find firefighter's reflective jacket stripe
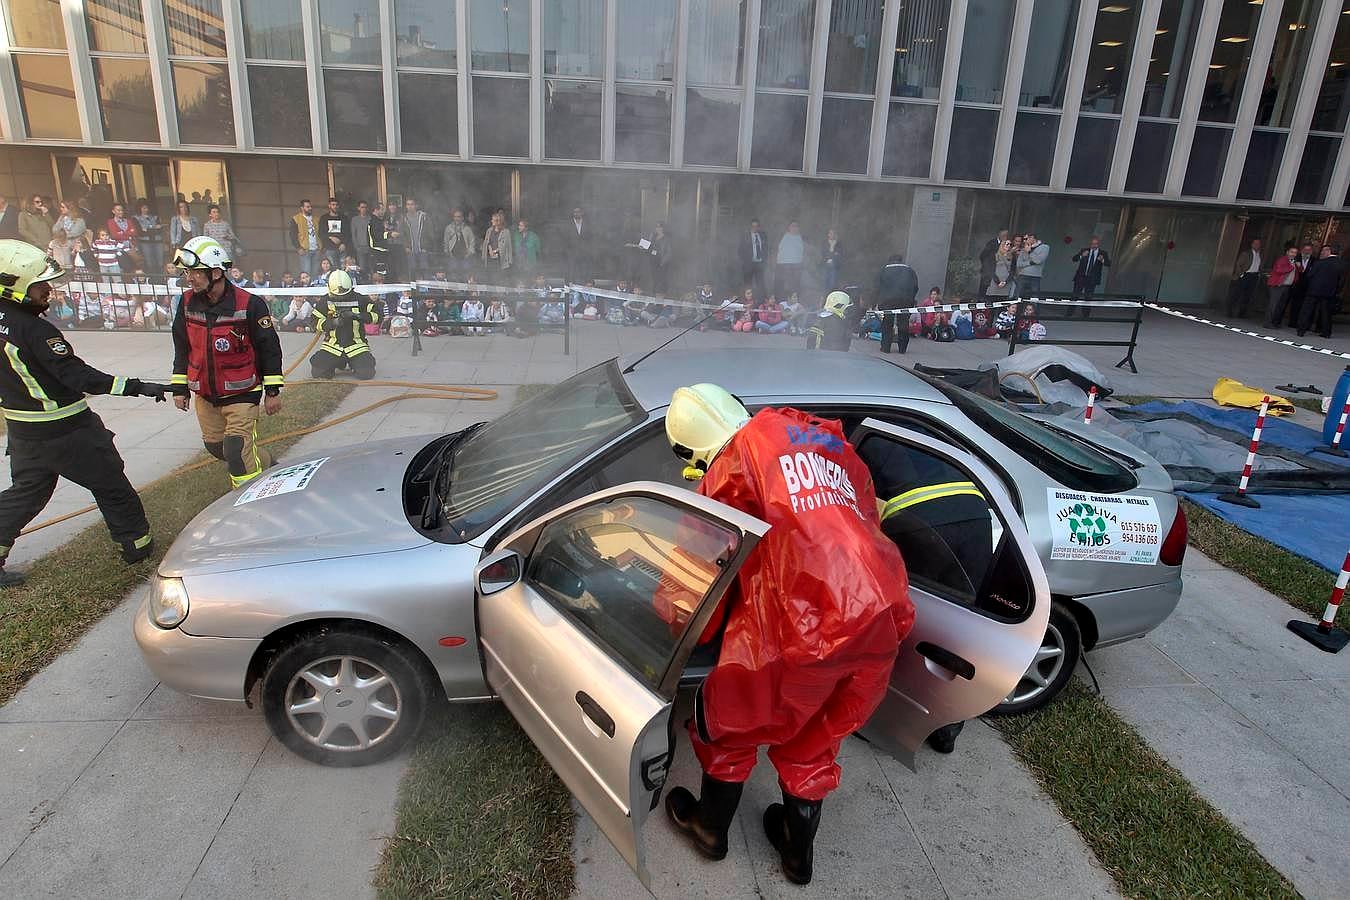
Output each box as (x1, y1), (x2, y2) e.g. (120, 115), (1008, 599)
(881, 481), (982, 519)
(314, 299), (380, 358)
(0, 306), (132, 436)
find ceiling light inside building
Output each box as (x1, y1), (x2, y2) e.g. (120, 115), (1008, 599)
(1155, 28), (1168, 34)
(1101, 5), (1130, 11)
(1209, 63), (1226, 69)
(1332, 61), (1346, 67)
(1221, 36), (1249, 43)
(1098, 40), (1124, 47)
(1288, 23), (1307, 30)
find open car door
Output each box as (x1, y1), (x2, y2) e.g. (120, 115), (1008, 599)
(849, 419), (1051, 769)
(473, 481), (767, 887)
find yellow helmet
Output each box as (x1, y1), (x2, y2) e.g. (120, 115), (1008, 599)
(173, 235), (231, 270)
(824, 290), (852, 317)
(326, 269), (354, 296)
(0, 239), (65, 305)
(666, 384), (750, 480)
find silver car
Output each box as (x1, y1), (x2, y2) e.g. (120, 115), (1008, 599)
(136, 350), (1183, 862)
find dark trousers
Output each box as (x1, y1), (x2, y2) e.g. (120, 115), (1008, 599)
(1298, 295), (1335, 338)
(1285, 284), (1307, 327)
(310, 349), (376, 380)
(743, 261), (767, 298)
(1265, 284), (1292, 327)
(0, 415), (149, 556)
(1072, 278), (1098, 318)
(1230, 273), (1261, 317)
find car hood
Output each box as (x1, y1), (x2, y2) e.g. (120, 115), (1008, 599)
(159, 434), (439, 577)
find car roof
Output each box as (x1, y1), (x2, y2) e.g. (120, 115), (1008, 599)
(619, 348), (952, 412)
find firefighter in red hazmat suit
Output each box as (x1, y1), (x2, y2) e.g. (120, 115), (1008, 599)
(662, 383), (915, 885)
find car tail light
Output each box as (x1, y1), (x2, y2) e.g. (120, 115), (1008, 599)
(1159, 504), (1188, 567)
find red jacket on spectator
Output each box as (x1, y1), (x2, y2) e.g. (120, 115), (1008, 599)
(1266, 254), (1299, 288)
(106, 215), (139, 248)
(756, 301), (783, 325)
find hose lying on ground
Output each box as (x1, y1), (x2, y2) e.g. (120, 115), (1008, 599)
(18, 332), (501, 536)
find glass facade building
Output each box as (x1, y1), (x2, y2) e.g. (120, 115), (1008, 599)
(3, 0), (1350, 305)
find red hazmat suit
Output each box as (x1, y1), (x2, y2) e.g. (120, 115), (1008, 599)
(687, 407), (914, 800)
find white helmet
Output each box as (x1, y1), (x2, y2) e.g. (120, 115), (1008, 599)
(824, 290), (852, 317)
(173, 235), (231, 271)
(666, 384), (750, 480)
(0, 239), (64, 305)
(326, 269), (354, 296)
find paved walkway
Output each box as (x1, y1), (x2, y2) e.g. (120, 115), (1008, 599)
(0, 313), (1345, 897)
(1091, 550), (1350, 900)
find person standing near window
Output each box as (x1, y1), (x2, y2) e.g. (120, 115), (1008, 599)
(443, 208), (477, 278)
(1265, 245), (1300, 329)
(202, 205), (238, 261)
(481, 211), (513, 273)
(775, 221), (805, 296)
(170, 200), (198, 249)
(739, 219), (768, 299)
(19, 196), (53, 248)
(319, 198), (348, 271)
(1229, 238), (1263, 319)
(133, 200), (165, 277)
(1070, 236), (1111, 319)
(291, 199), (320, 277)
(54, 200), (87, 248)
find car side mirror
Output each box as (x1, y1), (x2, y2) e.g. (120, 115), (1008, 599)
(476, 550), (522, 596)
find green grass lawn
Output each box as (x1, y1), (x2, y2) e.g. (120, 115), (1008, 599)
(0, 382), (353, 703)
(375, 382), (577, 899)
(993, 681), (1298, 899)
(374, 706), (575, 900)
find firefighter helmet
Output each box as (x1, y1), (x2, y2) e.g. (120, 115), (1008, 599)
(824, 290), (852, 317)
(326, 269), (354, 296)
(173, 235), (231, 271)
(666, 383), (750, 480)
(0, 239), (65, 305)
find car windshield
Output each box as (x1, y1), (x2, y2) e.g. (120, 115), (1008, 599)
(921, 373), (1136, 493)
(442, 361), (646, 539)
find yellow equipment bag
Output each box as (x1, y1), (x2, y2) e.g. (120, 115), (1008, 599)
(1212, 377), (1296, 416)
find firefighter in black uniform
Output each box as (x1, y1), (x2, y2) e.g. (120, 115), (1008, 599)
(805, 291), (853, 351)
(310, 270), (379, 379)
(0, 240), (172, 585)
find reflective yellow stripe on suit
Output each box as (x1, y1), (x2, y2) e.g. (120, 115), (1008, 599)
(882, 481), (983, 519)
(3, 398), (89, 422)
(4, 343), (56, 411)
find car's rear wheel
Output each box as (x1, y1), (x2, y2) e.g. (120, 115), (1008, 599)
(261, 629), (429, 766)
(988, 602), (1081, 716)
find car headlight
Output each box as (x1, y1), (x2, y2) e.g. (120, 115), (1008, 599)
(150, 577), (190, 629)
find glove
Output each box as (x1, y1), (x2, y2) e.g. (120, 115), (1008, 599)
(129, 380), (173, 402)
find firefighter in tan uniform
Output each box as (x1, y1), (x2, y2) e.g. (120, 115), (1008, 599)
(169, 237), (284, 489)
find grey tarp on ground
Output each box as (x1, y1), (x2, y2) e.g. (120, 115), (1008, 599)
(1041, 406), (1350, 493)
(980, 346), (1113, 406)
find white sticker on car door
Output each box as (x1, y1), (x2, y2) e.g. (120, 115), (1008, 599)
(233, 457), (329, 506)
(1047, 488), (1161, 565)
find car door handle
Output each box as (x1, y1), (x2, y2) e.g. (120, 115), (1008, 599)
(575, 691), (616, 738)
(916, 642), (975, 681)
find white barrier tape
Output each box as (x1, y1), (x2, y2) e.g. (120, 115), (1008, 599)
(564, 283), (746, 313)
(1143, 302), (1350, 361)
(414, 279), (564, 296)
(879, 296), (1143, 317)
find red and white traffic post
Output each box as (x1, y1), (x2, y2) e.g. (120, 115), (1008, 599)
(1218, 395), (1267, 509)
(1287, 547), (1350, 653)
(1316, 393), (1349, 458)
(1084, 386), (1097, 425)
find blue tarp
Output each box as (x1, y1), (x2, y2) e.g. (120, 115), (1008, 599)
(1129, 401), (1350, 467)
(1123, 402), (1345, 572)
(1182, 491), (1349, 573)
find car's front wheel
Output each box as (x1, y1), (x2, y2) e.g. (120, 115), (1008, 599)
(261, 628), (429, 766)
(988, 602), (1082, 716)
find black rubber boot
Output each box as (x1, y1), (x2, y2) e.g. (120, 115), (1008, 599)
(665, 773), (744, 861)
(121, 537), (154, 565)
(926, 720), (966, 754)
(764, 791), (822, 885)
(0, 566), (26, 587)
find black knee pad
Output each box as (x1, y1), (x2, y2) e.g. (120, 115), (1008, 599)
(204, 441), (225, 461)
(222, 435), (247, 476)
